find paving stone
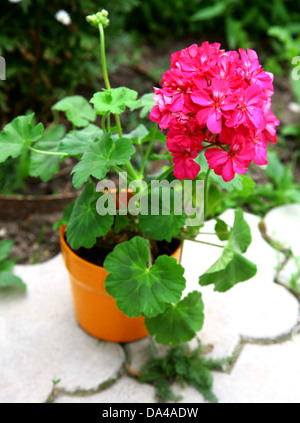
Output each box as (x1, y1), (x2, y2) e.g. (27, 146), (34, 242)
(183, 211), (299, 349)
(172, 336), (300, 404)
(1, 207), (300, 403)
(128, 211), (299, 373)
(55, 376), (156, 403)
(0, 255), (125, 403)
(264, 204), (300, 256)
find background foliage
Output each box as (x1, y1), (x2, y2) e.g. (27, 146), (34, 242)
(1, 0), (300, 123)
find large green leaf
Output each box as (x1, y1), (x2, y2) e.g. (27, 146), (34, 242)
(90, 87), (139, 115)
(199, 210), (257, 292)
(139, 189), (186, 242)
(29, 125), (67, 181)
(145, 292), (205, 346)
(0, 240), (14, 262)
(53, 201), (75, 231)
(104, 237), (186, 318)
(199, 248), (257, 292)
(52, 96), (96, 128)
(0, 272), (26, 291)
(214, 218), (230, 241)
(29, 141), (62, 182)
(0, 114), (44, 163)
(229, 209), (252, 253)
(123, 124), (149, 144)
(59, 125), (103, 156)
(66, 183), (114, 249)
(71, 135), (135, 188)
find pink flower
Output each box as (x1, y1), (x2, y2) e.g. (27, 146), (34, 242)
(205, 135), (255, 182)
(149, 89), (173, 129)
(150, 42), (279, 181)
(192, 79), (237, 134)
(238, 48), (274, 97)
(226, 85), (265, 130)
(262, 100), (280, 143)
(250, 130), (268, 165)
(167, 117), (205, 151)
(168, 142), (200, 180)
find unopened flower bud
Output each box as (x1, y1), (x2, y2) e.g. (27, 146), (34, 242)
(86, 10), (110, 28)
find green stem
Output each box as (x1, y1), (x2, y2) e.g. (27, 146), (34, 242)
(99, 24), (111, 90)
(140, 123), (158, 177)
(29, 146), (68, 157)
(176, 236), (224, 249)
(98, 23), (140, 182)
(204, 168), (211, 220)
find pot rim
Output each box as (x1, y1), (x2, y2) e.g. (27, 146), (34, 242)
(59, 225), (182, 271)
(0, 192), (77, 201)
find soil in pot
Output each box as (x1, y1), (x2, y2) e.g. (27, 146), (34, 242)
(70, 229), (181, 268)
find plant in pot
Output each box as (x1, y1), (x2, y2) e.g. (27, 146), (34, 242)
(3, 9), (279, 399)
(55, 10), (279, 344)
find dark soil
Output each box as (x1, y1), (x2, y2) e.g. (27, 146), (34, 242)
(71, 232), (181, 268)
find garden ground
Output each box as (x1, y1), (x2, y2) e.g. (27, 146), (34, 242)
(1, 205), (299, 403)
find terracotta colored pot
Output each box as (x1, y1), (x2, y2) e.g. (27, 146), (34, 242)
(60, 226), (182, 343)
(0, 192), (77, 220)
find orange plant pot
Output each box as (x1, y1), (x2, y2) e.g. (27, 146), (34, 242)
(60, 226), (182, 343)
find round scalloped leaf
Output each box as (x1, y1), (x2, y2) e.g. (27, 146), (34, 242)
(104, 236), (186, 318)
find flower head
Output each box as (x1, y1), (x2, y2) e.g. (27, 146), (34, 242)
(150, 42), (279, 182)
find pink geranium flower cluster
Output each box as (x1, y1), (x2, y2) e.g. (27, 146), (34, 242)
(150, 43), (280, 181)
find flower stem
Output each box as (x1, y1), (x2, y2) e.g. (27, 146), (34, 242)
(98, 23), (140, 182)
(204, 168), (211, 220)
(98, 24), (111, 90)
(176, 236), (224, 249)
(29, 146), (68, 157)
(140, 123), (158, 178)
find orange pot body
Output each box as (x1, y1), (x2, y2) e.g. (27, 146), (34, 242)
(60, 226), (182, 343)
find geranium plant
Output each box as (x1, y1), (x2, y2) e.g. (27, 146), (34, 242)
(0, 10), (279, 347)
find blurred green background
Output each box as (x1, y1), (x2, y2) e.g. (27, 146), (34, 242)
(1, 0), (300, 123)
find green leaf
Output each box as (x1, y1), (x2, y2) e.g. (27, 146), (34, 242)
(91, 87), (138, 115)
(145, 292), (205, 346)
(265, 151), (285, 185)
(215, 219), (230, 241)
(130, 93), (156, 118)
(53, 201), (75, 231)
(59, 125), (103, 156)
(123, 124), (149, 144)
(39, 125), (66, 142)
(142, 127), (166, 144)
(104, 237), (186, 318)
(0, 260), (16, 273)
(199, 210), (257, 292)
(71, 135), (135, 188)
(236, 176), (256, 198)
(281, 125), (300, 137)
(139, 188), (186, 242)
(0, 272), (26, 291)
(191, 2), (228, 21)
(66, 183), (113, 249)
(0, 114), (44, 163)
(0, 240), (14, 261)
(114, 215), (130, 234)
(29, 141), (63, 182)
(229, 209), (252, 253)
(52, 96), (96, 128)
